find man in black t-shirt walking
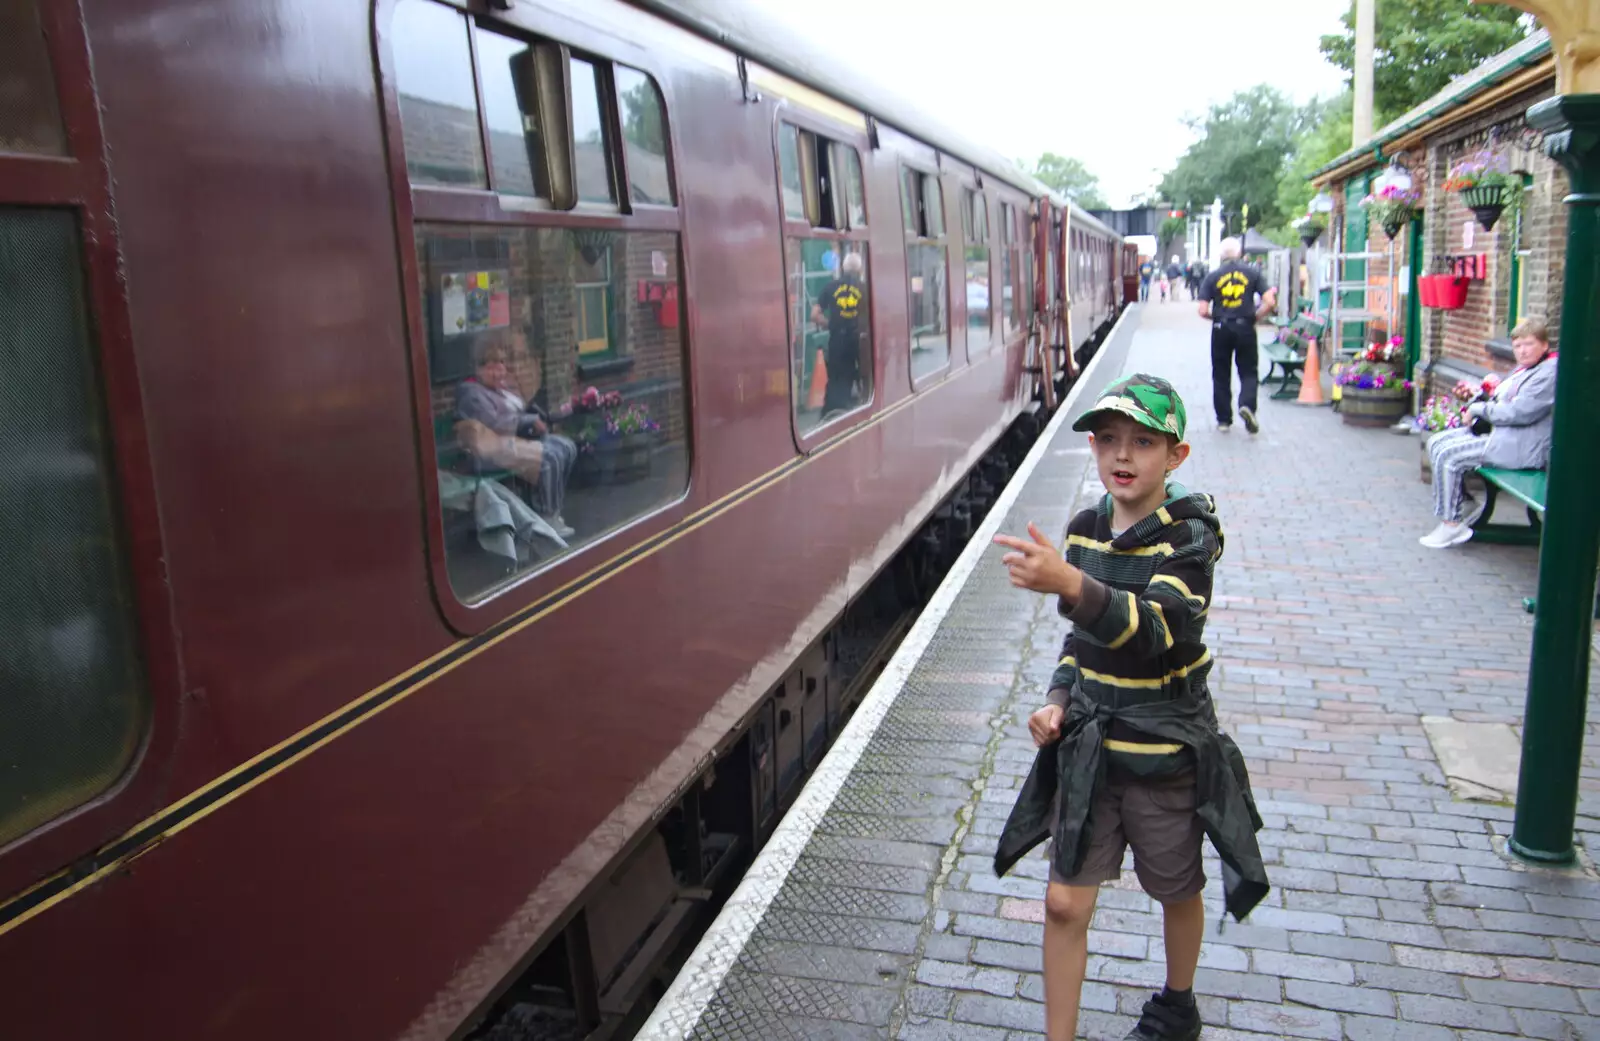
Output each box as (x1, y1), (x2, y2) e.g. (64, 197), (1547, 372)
(812, 251), (866, 417)
(1197, 238), (1277, 433)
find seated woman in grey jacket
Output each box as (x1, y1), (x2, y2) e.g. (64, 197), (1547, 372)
(455, 340), (579, 538)
(1421, 318), (1557, 549)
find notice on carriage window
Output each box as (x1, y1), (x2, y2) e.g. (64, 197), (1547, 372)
(442, 270), (511, 336)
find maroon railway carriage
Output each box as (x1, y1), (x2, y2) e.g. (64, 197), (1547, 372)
(0, 2), (1123, 1038)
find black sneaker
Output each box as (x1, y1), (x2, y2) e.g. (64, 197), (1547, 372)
(1123, 990), (1201, 1041)
(1239, 406), (1259, 434)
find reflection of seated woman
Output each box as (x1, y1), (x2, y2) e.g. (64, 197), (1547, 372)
(1421, 318), (1557, 549)
(456, 341), (578, 538)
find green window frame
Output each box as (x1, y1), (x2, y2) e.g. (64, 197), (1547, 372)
(1508, 173), (1534, 333)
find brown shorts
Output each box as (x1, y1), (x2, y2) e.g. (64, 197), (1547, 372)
(1050, 770), (1206, 903)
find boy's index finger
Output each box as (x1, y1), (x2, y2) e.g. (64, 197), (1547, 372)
(991, 534), (1040, 554)
(1026, 522), (1057, 550)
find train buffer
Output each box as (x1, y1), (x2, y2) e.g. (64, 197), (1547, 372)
(638, 302), (1600, 1041)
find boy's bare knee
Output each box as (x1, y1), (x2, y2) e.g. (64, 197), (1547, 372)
(1044, 883), (1097, 931)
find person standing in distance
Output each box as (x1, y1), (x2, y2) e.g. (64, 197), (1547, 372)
(1165, 256), (1187, 302)
(1138, 257), (1156, 301)
(812, 251), (867, 418)
(1197, 238), (1276, 433)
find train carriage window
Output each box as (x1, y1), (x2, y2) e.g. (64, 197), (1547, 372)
(962, 188), (991, 353)
(615, 66), (672, 205)
(1000, 202), (1019, 339)
(838, 145), (866, 228)
(0, 207), (147, 846)
(475, 27), (550, 199)
(389, 0), (692, 605)
(1, 2), (67, 156)
(903, 168), (948, 380)
(778, 124), (806, 222)
(777, 124), (873, 435)
(569, 57), (615, 204)
(392, 0), (488, 189)
(415, 225), (690, 602)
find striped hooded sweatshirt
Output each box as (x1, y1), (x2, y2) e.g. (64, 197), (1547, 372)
(1046, 483), (1220, 776)
(995, 482), (1269, 920)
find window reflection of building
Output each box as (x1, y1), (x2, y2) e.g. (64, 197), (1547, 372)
(391, 0), (688, 603)
(574, 246), (612, 356)
(903, 167), (949, 379)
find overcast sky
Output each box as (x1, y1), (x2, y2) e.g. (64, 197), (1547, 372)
(745, 0), (1352, 207)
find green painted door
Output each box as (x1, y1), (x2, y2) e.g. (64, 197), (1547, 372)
(1343, 174), (1370, 352)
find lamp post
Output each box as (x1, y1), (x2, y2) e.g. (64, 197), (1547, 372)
(1474, 0), (1600, 864)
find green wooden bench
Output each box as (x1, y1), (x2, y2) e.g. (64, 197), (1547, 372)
(1262, 314), (1326, 399)
(1469, 467), (1546, 547)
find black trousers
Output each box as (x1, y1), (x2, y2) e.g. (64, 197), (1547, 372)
(1210, 320), (1259, 424)
(823, 332), (859, 413)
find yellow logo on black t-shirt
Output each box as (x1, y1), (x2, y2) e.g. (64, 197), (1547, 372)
(1217, 271), (1251, 310)
(831, 282), (862, 320)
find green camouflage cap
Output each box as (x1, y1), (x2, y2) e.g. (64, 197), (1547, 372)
(1071, 373), (1187, 440)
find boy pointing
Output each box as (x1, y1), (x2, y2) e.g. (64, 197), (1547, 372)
(992, 374), (1268, 1041)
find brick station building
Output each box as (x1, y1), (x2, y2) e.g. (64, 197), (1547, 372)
(1309, 31), (1565, 400)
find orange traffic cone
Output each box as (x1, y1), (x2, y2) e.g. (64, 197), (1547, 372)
(1296, 336), (1326, 405)
(807, 348), (828, 410)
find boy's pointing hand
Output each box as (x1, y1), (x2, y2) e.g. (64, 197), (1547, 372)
(994, 523), (1081, 600)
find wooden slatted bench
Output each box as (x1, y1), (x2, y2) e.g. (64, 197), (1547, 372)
(1470, 467), (1545, 546)
(1262, 314), (1326, 399)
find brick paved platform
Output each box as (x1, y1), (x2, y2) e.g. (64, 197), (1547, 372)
(639, 302), (1600, 1040)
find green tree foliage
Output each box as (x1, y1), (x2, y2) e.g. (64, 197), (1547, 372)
(621, 81), (664, 152)
(1157, 86), (1317, 233)
(1026, 153), (1108, 209)
(1275, 92), (1355, 225)
(1320, 0), (1528, 123)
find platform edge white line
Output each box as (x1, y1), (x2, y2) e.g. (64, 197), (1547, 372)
(633, 309), (1133, 1039)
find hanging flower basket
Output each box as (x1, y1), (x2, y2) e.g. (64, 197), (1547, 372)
(1294, 214), (1327, 249)
(1445, 146), (1516, 233)
(1462, 183), (1508, 231)
(1299, 226), (1323, 248)
(1361, 184), (1420, 243)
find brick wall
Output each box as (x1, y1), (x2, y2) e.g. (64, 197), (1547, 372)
(418, 227), (689, 446)
(1326, 85), (1569, 402)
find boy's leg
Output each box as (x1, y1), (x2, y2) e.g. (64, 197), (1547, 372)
(1122, 775), (1206, 1040)
(1043, 882), (1100, 1041)
(1160, 893), (1205, 991)
(1044, 780), (1128, 1040)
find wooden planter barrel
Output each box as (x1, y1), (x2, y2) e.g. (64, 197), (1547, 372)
(1340, 384), (1410, 427)
(572, 432), (655, 487)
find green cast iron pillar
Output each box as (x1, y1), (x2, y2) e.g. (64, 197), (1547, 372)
(1510, 95), (1600, 863)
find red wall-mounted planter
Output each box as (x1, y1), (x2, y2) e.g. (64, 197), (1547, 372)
(1420, 274), (1470, 310)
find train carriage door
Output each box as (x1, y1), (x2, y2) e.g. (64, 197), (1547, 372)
(0, 0), (178, 882)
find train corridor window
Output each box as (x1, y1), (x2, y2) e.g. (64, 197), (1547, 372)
(778, 123), (872, 435)
(615, 66), (672, 205)
(390, 0), (691, 603)
(570, 57), (614, 204)
(902, 168), (948, 380)
(392, 0), (488, 189)
(1000, 203), (1019, 339)
(962, 189), (992, 354)
(0, 207), (148, 846)
(474, 27), (550, 198)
